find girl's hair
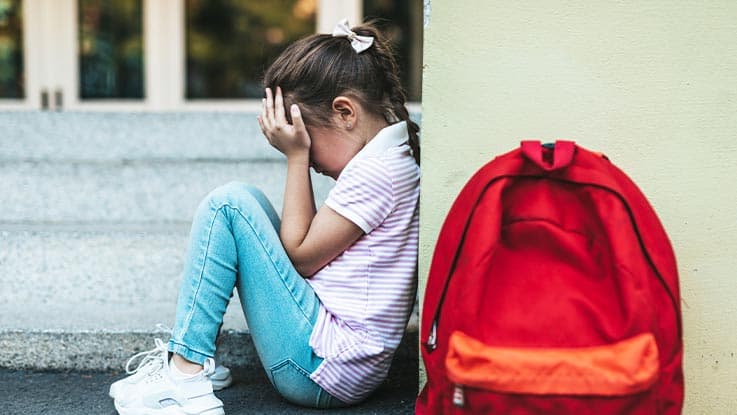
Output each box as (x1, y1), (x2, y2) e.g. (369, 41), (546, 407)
(263, 22), (420, 165)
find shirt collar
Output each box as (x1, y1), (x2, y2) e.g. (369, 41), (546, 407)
(341, 121), (408, 176)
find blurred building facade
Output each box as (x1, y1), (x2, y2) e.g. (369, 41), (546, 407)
(0, 0), (422, 112)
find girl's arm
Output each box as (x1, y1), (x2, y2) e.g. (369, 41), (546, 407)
(258, 88), (363, 277)
(279, 137), (363, 277)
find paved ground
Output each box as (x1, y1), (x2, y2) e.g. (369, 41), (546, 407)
(0, 362), (418, 415)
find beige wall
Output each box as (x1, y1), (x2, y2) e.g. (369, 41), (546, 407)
(418, 1), (737, 413)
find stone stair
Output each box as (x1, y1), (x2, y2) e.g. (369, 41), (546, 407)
(0, 112), (418, 372)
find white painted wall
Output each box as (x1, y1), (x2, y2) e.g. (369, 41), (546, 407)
(419, 1), (737, 413)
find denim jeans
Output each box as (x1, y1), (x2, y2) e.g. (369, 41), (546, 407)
(167, 182), (346, 409)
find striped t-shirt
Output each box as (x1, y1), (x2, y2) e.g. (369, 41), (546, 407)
(306, 121), (420, 404)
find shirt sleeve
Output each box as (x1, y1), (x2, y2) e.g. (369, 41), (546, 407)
(325, 158), (394, 233)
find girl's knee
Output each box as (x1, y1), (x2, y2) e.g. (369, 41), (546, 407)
(202, 182), (264, 211)
(269, 359), (335, 408)
(197, 182), (279, 230)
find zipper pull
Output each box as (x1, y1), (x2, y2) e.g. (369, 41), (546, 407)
(426, 320), (437, 351)
(453, 385), (465, 407)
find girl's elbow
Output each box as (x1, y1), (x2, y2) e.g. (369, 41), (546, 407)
(294, 262), (318, 278)
(288, 253), (319, 277)
(285, 246), (325, 277)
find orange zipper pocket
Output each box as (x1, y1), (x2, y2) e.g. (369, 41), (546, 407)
(446, 331), (659, 397)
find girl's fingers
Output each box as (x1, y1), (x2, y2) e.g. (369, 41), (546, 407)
(260, 98), (271, 130)
(257, 115), (267, 138)
(290, 104), (306, 134)
(264, 88), (274, 125)
(258, 116), (275, 148)
(274, 87), (286, 126)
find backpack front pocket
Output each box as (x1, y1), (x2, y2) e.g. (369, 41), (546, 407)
(445, 331), (660, 413)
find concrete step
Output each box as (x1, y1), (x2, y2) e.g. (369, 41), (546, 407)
(0, 226), (242, 370)
(1, 111), (419, 162)
(1, 111), (333, 222)
(0, 226), (419, 370)
(0, 328), (419, 373)
(1, 112), (273, 162)
(0, 160), (334, 223)
(0, 226), (242, 331)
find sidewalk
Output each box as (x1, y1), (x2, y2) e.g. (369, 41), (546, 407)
(1, 359), (417, 415)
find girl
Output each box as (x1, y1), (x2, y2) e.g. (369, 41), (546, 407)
(110, 19), (420, 415)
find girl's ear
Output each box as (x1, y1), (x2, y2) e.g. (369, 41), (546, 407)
(332, 96), (357, 128)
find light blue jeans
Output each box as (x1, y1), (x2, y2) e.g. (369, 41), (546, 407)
(167, 182), (346, 408)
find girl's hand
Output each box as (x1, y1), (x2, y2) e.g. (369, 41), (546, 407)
(257, 87), (311, 158)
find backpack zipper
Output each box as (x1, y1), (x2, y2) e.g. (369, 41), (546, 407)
(423, 177), (506, 352)
(425, 262), (459, 351)
(453, 384), (465, 407)
(427, 320), (438, 350)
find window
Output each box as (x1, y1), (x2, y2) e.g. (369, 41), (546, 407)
(7, 0), (420, 111)
(185, 0), (316, 99)
(363, 0), (423, 101)
(78, 0), (144, 99)
(0, 0), (23, 99)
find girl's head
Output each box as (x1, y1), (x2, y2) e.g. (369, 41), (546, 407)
(263, 21), (420, 168)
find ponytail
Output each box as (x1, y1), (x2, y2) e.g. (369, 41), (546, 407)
(388, 90), (421, 166)
(354, 22), (420, 165)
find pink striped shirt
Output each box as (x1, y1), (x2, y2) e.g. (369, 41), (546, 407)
(306, 121), (420, 403)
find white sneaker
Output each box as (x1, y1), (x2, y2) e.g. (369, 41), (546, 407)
(110, 340), (233, 399)
(109, 339), (167, 400)
(110, 339), (225, 415)
(209, 362), (233, 391)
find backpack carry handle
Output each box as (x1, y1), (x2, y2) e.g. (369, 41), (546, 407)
(521, 140), (576, 171)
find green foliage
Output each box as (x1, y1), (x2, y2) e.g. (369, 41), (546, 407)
(186, 0), (316, 99)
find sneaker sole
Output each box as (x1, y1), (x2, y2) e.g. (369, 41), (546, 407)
(109, 384), (120, 399)
(114, 400), (225, 415)
(111, 372), (232, 398)
(210, 373), (233, 391)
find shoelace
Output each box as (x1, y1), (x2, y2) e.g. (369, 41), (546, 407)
(202, 357), (216, 377)
(124, 324), (216, 377)
(124, 323), (172, 374)
(124, 338), (168, 375)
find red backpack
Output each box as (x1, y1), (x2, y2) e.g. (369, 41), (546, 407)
(416, 141), (683, 414)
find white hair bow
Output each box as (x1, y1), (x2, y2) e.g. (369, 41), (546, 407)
(332, 18), (374, 53)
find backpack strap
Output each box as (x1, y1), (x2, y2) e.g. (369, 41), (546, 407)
(521, 140), (576, 171)
(420, 146), (527, 349)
